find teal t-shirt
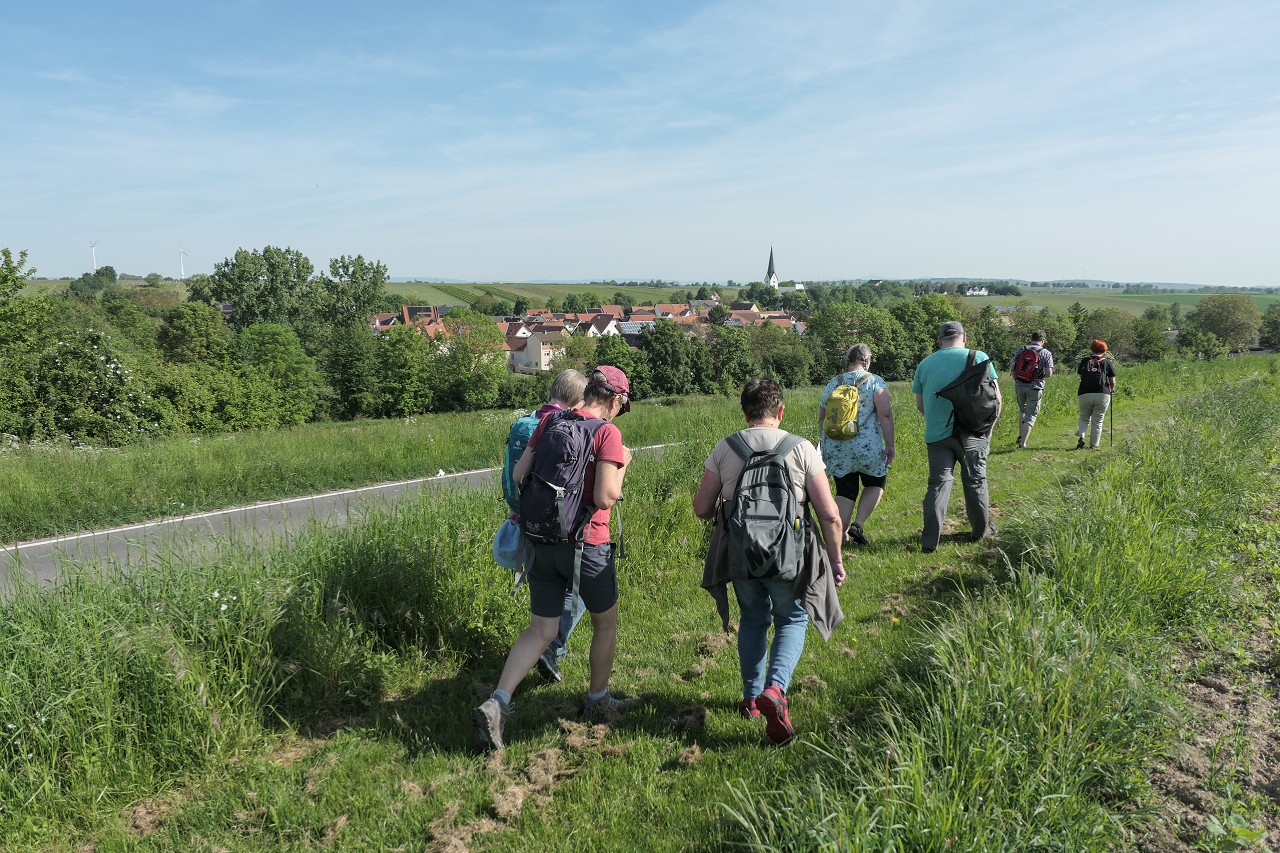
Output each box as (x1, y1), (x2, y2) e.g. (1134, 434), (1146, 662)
(911, 346), (998, 443)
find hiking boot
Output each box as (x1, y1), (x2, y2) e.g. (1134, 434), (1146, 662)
(1073, 436), (1085, 451)
(755, 684), (795, 745)
(739, 698), (762, 719)
(582, 690), (635, 720)
(536, 651), (563, 683)
(472, 697), (508, 751)
(848, 522), (868, 546)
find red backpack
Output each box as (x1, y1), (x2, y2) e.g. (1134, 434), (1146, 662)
(1012, 347), (1043, 383)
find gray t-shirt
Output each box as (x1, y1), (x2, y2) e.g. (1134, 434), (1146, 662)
(705, 427), (826, 505)
(1012, 344), (1054, 390)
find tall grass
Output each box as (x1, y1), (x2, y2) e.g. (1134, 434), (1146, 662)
(722, 376), (1280, 850)
(1, 357), (1277, 847)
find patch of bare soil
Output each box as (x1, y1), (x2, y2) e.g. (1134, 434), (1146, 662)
(128, 798), (174, 836)
(665, 705), (709, 734)
(1134, 623), (1280, 851)
(432, 746), (579, 851)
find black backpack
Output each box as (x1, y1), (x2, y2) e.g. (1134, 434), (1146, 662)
(935, 350), (1000, 438)
(723, 432), (805, 582)
(519, 411), (606, 544)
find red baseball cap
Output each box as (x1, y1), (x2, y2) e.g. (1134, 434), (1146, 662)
(590, 366), (631, 413)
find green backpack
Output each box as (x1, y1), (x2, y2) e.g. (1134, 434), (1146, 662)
(823, 373), (872, 440)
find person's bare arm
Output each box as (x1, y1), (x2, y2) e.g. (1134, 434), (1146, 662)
(873, 387), (895, 466)
(692, 469), (722, 520)
(512, 445), (534, 489)
(593, 459), (626, 510)
(806, 474), (846, 587)
(914, 392), (924, 415)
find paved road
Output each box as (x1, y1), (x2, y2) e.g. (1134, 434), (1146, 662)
(1, 443), (672, 595)
(0, 467), (499, 594)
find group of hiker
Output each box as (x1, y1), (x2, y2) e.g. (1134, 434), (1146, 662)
(476, 320), (1116, 750)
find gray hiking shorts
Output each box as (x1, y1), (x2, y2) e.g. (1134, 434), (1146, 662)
(528, 542), (617, 617)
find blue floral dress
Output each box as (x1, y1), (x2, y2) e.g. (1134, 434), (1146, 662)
(819, 370), (889, 478)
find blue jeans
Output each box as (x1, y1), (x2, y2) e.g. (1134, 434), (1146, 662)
(733, 578), (809, 699)
(545, 591), (586, 662)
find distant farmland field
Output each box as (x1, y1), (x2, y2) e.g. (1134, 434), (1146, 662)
(384, 281), (734, 306)
(962, 289), (1280, 316)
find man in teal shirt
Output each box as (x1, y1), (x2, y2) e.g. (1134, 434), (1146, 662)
(911, 321), (1002, 553)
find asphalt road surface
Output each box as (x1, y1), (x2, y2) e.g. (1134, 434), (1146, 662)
(0, 467), (499, 595)
(1, 443), (671, 596)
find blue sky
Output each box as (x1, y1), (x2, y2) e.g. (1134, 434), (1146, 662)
(4, 0), (1278, 285)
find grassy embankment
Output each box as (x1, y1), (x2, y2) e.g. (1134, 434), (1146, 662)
(0, 398), (733, 545)
(1, 357), (1278, 850)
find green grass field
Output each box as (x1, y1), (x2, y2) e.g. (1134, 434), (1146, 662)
(962, 288), (1280, 315)
(2, 357), (1278, 849)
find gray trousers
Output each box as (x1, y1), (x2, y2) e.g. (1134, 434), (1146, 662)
(923, 433), (991, 549)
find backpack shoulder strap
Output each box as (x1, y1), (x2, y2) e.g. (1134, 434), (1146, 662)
(726, 431), (753, 463)
(966, 349), (977, 369)
(853, 371), (873, 389)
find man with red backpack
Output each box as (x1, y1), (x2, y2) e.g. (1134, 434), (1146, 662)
(1010, 330), (1054, 450)
(474, 366), (634, 751)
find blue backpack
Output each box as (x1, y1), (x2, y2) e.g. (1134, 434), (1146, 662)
(502, 411), (542, 514)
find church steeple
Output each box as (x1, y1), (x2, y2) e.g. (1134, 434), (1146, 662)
(766, 247), (779, 288)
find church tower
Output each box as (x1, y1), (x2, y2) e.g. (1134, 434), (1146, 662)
(766, 247), (779, 288)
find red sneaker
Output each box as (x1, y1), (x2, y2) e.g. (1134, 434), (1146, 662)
(756, 684), (794, 744)
(739, 698), (761, 719)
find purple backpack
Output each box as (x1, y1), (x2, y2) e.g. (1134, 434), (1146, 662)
(519, 411), (607, 544)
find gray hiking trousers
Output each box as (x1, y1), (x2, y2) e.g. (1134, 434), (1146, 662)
(923, 433), (992, 550)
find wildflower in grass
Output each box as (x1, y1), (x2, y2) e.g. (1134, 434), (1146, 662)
(220, 604), (227, 612)
(212, 590), (220, 599)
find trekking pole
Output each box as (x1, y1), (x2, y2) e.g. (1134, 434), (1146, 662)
(615, 494), (626, 560)
(1109, 391), (1114, 447)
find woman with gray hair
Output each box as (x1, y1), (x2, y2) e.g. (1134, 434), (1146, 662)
(817, 344), (895, 545)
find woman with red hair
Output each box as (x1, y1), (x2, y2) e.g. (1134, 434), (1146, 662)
(1075, 340), (1117, 449)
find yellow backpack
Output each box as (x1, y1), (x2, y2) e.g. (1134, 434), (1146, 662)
(823, 373), (872, 440)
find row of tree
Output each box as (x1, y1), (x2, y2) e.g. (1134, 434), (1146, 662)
(3, 245), (1277, 448)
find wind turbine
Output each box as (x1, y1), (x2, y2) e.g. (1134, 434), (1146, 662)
(90, 241), (98, 271)
(178, 245), (187, 281)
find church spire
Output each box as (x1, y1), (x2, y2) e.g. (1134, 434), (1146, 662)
(766, 247), (779, 288)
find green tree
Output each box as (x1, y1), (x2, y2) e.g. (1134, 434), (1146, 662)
(552, 333), (597, 374)
(236, 323), (322, 424)
(429, 307), (506, 411)
(0, 248), (36, 307)
(751, 322), (813, 388)
(376, 326), (437, 416)
(1076, 309), (1135, 359)
(1176, 324), (1228, 360)
(1186, 294), (1262, 352)
(705, 325), (756, 395)
(1169, 302), (1183, 328)
(1259, 303), (1280, 350)
(29, 329), (165, 445)
(101, 289), (159, 351)
(144, 272), (163, 288)
(319, 255), (388, 328)
(194, 246), (317, 332)
(322, 324), (381, 419)
(68, 265), (117, 299)
(159, 302), (233, 365)
(1141, 304), (1171, 328)
(1130, 317), (1172, 362)
(636, 318), (711, 396)
(592, 335), (638, 383)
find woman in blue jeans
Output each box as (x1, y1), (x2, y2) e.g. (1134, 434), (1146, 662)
(693, 378), (846, 744)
